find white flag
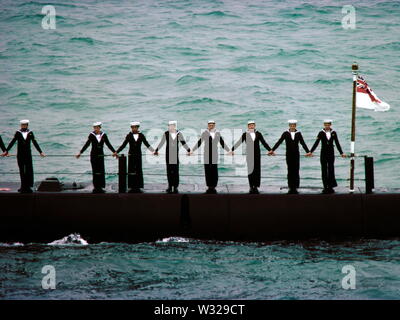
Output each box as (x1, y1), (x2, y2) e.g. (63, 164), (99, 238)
(356, 75), (390, 112)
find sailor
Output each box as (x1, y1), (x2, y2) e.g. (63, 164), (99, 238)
(4, 120), (46, 193)
(0, 134), (6, 154)
(307, 119), (346, 194)
(190, 120), (231, 194)
(116, 121), (154, 193)
(154, 121), (190, 194)
(269, 120), (310, 194)
(231, 121), (272, 194)
(76, 122), (116, 193)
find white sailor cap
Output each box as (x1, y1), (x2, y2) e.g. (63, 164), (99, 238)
(288, 119), (297, 124)
(248, 120), (255, 125)
(168, 120), (177, 126)
(323, 119), (333, 123)
(20, 119), (30, 124)
(208, 120), (215, 124)
(93, 121), (102, 127)
(130, 121), (140, 126)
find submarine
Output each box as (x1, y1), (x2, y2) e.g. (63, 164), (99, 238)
(1, 176), (400, 243)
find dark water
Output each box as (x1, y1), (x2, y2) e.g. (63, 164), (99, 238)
(1, 236), (400, 299)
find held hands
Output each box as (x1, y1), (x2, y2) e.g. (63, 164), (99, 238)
(341, 153), (347, 158)
(305, 152), (313, 157)
(267, 150), (275, 156)
(75, 152), (81, 159)
(153, 151), (159, 156)
(40, 152), (46, 158)
(228, 151), (234, 156)
(112, 152), (118, 158)
(1, 152), (7, 157)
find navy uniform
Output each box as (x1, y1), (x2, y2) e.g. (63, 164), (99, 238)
(116, 121), (154, 193)
(191, 120), (230, 193)
(5, 120), (45, 193)
(310, 120), (345, 193)
(154, 121), (190, 194)
(77, 122), (116, 193)
(231, 121), (271, 194)
(271, 120), (310, 194)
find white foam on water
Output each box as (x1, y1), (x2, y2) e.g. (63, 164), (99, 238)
(48, 233), (89, 246)
(0, 242), (24, 247)
(157, 236), (190, 243)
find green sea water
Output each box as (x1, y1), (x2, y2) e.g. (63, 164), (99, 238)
(0, 0), (399, 299)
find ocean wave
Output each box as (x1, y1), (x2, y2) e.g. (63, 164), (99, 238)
(175, 97), (234, 107)
(274, 48), (323, 58)
(176, 75), (208, 85)
(0, 242), (24, 247)
(10, 92), (29, 98)
(313, 79), (345, 85)
(41, 141), (69, 149)
(166, 21), (182, 28)
(18, 1), (80, 8)
(48, 233), (88, 246)
(193, 11), (239, 18)
(69, 37), (95, 45)
(374, 157), (399, 165)
(217, 44), (239, 50)
(3, 13), (66, 23)
(156, 237), (190, 243)
(228, 66), (252, 73)
(280, 12), (306, 19)
(371, 41), (400, 50)
(172, 47), (208, 57)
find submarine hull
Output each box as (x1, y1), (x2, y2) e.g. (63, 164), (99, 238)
(1, 192), (399, 243)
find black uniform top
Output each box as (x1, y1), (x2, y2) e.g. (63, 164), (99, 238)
(0, 134), (5, 152)
(272, 130), (310, 154)
(154, 131), (190, 162)
(116, 132), (154, 155)
(80, 131), (115, 155)
(310, 129), (344, 155)
(231, 130), (271, 154)
(6, 129), (43, 155)
(191, 130), (230, 164)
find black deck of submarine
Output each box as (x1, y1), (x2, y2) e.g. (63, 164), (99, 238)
(1, 182), (399, 243)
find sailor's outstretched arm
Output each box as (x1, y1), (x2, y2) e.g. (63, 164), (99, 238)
(299, 133), (310, 153)
(116, 134), (129, 154)
(259, 133), (272, 151)
(231, 133), (245, 152)
(76, 135), (91, 158)
(80, 135), (91, 153)
(271, 133), (285, 152)
(31, 132), (44, 156)
(334, 132), (344, 156)
(310, 133), (321, 153)
(154, 133), (166, 154)
(5, 132), (18, 154)
(142, 134), (155, 153)
(104, 134), (116, 153)
(178, 132), (191, 152)
(219, 136), (231, 152)
(0, 135), (6, 153)
(190, 136), (203, 153)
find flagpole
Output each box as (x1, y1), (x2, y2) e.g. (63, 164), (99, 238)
(350, 63), (358, 193)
